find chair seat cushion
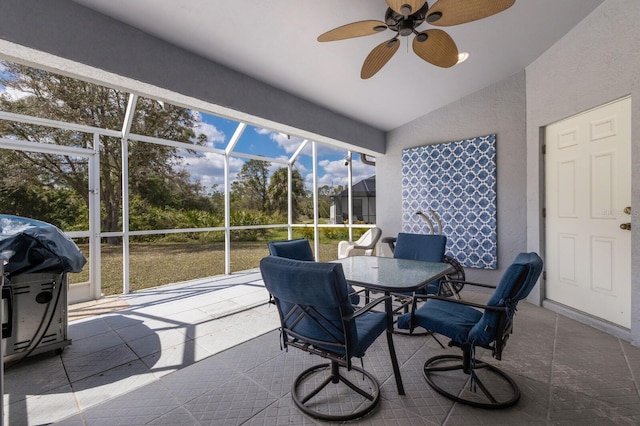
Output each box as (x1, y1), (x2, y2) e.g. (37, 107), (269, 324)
(397, 299), (483, 344)
(310, 310), (386, 357)
(351, 311), (387, 358)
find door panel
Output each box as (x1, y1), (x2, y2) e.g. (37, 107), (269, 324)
(545, 97), (631, 328)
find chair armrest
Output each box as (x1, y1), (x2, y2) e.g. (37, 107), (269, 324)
(345, 294), (391, 321)
(352, 244), (372, 250)
(338, 241), (353, 250)
(440, 279), (497, 290)
(412, 293), (507, 312)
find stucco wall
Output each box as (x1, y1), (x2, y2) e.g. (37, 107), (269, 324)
(378, 72), (527, 285)
(526, 0), (640, 343)
(0, 0), (384, 154)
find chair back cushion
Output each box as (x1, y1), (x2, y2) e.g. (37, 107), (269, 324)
(267, 238), (314, 261)
(393, 233), (446, 262)
(393, 233), (446, 294)
(260, 256), (358, 355)
(468, 252), (543, 345)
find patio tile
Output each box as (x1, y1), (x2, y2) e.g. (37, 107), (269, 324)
(71, 359), (157, 411)
(446, 373), (549, 425)
(68, 316), (114, 340)
(193, 323), (274, 356)
(160, 355), (239, 404)
(242, 394), (319, 426)
(182, 374), (278, 426)
(354, 398), (439, 425)
(380, 353), (455, 423)
(126, 328), (191, 358)
(68, 296), (130, 322)
(198, 299), (247, 317)
(183, 315), (232, 340)
(64, 343), (139, 383)
(229, 288), (271, 308)
(5, 276), (640, 426)
(214, 331), (283, 372)
(3, 383), (80, 426)
(3, 352), (69, 405)
(61, 330), (124, 361)
(145, 406), (201, 425)
(140, 340), (213, 377)
(77, 380), (182, 426)
(243, 351), (319, 399)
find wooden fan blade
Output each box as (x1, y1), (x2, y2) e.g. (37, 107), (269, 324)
(385, 0), (426, 16)
(412, 30), (458, 68)
(361, 38), (400, 79)
(426, 0), (516, 27)
(318, 20), (387, 42)
(426, 0), (515, 26)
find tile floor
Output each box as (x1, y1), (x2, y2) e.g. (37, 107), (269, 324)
(3, 271), (640, 425)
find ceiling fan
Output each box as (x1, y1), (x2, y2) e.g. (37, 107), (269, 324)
(318, 0), (515, 79)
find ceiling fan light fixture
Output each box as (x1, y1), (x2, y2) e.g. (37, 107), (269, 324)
(457, 52), (470, 64)
(398, 20), (415, 36)
(400, 4), (412, 15)
(426, 11), (443, 23)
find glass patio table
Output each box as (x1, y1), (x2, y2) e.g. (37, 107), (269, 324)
(332, 255), (454, 396)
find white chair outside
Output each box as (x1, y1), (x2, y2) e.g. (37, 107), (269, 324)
(337, 227), (382, 259)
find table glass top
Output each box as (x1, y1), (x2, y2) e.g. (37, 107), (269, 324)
(333, 256), (454, 292)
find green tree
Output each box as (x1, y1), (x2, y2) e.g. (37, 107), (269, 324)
(317, 184), (342, 219)
(0, 62), (204, 236)
(231, 159), (270, 212)
(267, 167), (305, 219)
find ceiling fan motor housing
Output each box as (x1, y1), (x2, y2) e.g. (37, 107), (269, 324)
(384, 5), (428, 36)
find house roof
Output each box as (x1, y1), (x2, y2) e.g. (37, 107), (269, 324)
(339, 176), (376, 198)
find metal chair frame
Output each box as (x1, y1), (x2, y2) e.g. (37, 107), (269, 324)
(262, 257), (396, 421)
(405, 263), (535, 409)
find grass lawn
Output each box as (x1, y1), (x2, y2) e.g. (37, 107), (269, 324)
(71, 239), (342, 296)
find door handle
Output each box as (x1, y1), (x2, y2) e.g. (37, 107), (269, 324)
(620, 223), (631, 231)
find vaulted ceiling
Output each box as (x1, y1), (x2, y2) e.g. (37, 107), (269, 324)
(72, 0), (604, 131)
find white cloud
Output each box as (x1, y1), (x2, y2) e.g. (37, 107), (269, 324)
(255, 127), (307, 155)
(304, 156), (375, 192)
(190, 111), (226, 147)
(177, 151), (245, 190)
(292, 162), (308, 176)
(194, 121), (226, 146)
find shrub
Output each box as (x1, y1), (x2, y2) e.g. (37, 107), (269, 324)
(230, 210), (269, 241)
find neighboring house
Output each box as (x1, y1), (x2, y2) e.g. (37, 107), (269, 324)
(330, 176), (375, 224)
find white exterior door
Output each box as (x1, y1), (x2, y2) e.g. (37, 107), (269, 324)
(545, 97), (631, 328)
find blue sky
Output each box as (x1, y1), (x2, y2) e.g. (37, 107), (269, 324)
(183, 111), (375, 193)
(0, 61), (375, 194)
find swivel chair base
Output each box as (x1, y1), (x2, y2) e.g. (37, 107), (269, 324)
(292, 361), (380, 421)
(423, 354), (520, 409)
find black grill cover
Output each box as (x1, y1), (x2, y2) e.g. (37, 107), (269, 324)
(0, 215), (87, 277)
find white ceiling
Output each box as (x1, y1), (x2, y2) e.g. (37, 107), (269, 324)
(72, 0), (604, 131)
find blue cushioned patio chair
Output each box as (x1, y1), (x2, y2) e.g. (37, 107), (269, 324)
(267, 238), (314, 261)
(390, 232), (452, 337)
(390, 232), (465, 297)
(397, 252), (543, 409)
(267, 238), (360, 305)
(260, 256), (399, 421)
(394, 233), (448, 295)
